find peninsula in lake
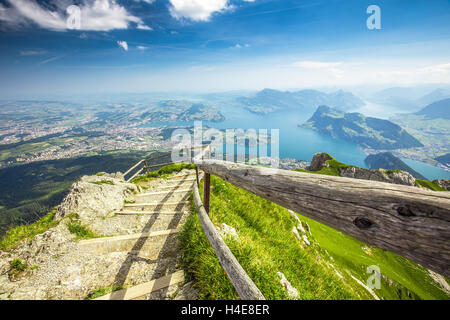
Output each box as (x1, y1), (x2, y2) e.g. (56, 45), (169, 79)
(300, 106), (424, 150)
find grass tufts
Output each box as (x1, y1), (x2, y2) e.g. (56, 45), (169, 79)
(90, 180), (114, 185)
(415, 179), (446, 191)
(0, 207), (59, 251)
(67, 214), (101, 240)
(84, 284), (125, 300)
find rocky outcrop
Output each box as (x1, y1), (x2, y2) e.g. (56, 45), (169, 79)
(56, 174), (138, 223)
(277, 272), (299, 299)
(218, 223), (239, 241)
(339, 166), (416, 186)
(307, 153), (417, 186)
(306, 153), (332, 171)
(289, 210), (311, 246)
(433, 179), (450, 191)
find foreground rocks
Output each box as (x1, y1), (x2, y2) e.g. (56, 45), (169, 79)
(56, 174), (138, 223)
(433, 179), (450, 191)
(339, 166), (416, 186)
(308, 153), (417, 186)
(0, 170), (194, 300)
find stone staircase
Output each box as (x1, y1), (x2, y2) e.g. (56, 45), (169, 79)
(78, 171), (198, 300)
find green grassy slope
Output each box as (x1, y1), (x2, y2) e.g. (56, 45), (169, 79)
(180, 175), (370, 300)
(179, 175), (450, 300)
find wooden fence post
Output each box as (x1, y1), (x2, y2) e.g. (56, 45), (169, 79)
(204, 173), (211, 214)
(195, 167), (199, 186)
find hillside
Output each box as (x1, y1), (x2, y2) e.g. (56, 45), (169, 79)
(181, 164), (450, 300)
(415, 98), (450, 120)
(1, 158), (449, 300)
(236, 89), (364, 115)
(365, 152), (427, 180)
(301, 106), (424, 150)
(139, 100), (225, 122)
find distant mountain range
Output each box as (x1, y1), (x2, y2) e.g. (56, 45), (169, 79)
(139, 100), (225, 122)
(417, 88), (450, 106)
(415, 98), (450, 120)
(371, 86), (450, 111)
(301, 106), (424, 150)
(365, 152), (427, 180)
(236, 89), (364, 114)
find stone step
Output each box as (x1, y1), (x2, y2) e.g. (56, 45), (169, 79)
(169, 173), (196, 180)
(165, 177), (196, 183)
(115, 210), (185, 215)
(90, 212), (189, 236)
(134, 192), (191, 203)
(151, 183), (194, 191)
(124, 201), (190, 211)
(78, 229), (180, 257)
(137, 188), (192, 197)
(94, 270), (185, 300)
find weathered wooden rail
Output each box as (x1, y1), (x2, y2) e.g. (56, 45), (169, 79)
(125, 144), (450, 300)
(124, 151), (174, 182)
(192, 173), (265, 299)
(192, 156), (450, 278)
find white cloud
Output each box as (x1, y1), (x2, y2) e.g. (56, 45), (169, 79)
(117, 40), (128, 51)
(20, 50), (47, 56)
(233, 43), (250, 49)
(137, 45), (147, 50)
(292, 60), (343, 69)
(137, 24), (152, 30)
(0, 0), (151, 31)
(169, 0), (231, 21)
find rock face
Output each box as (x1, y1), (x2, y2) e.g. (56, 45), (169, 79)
(433, 179), (450, 191)
(288, 210), (311, 246)
(306, 152), (332, 171)
(56, 174), (138, 223)
(277, 272), (299, 299)
(307, 153), (417, 186)
(218, 223), (239, 241)
(339, 166), (416, 186)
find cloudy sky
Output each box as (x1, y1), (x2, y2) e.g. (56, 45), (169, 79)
(0, 0), (449, 97)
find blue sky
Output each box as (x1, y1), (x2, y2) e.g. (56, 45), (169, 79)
(0, 0), (449, 97)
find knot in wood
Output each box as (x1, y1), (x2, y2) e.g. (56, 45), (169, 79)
(354, 217), (373, 230)
(396, 206), (415, 217)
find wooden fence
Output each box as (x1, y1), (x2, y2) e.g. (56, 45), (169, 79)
(125, 144), (450, 299)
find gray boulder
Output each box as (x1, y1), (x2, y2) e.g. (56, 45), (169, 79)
(306, 153), (333, 171)
(338, 167), (416, 186)
(433, 179), (450, 191)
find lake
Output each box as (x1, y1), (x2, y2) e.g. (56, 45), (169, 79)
(139, 106), (450, 181)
